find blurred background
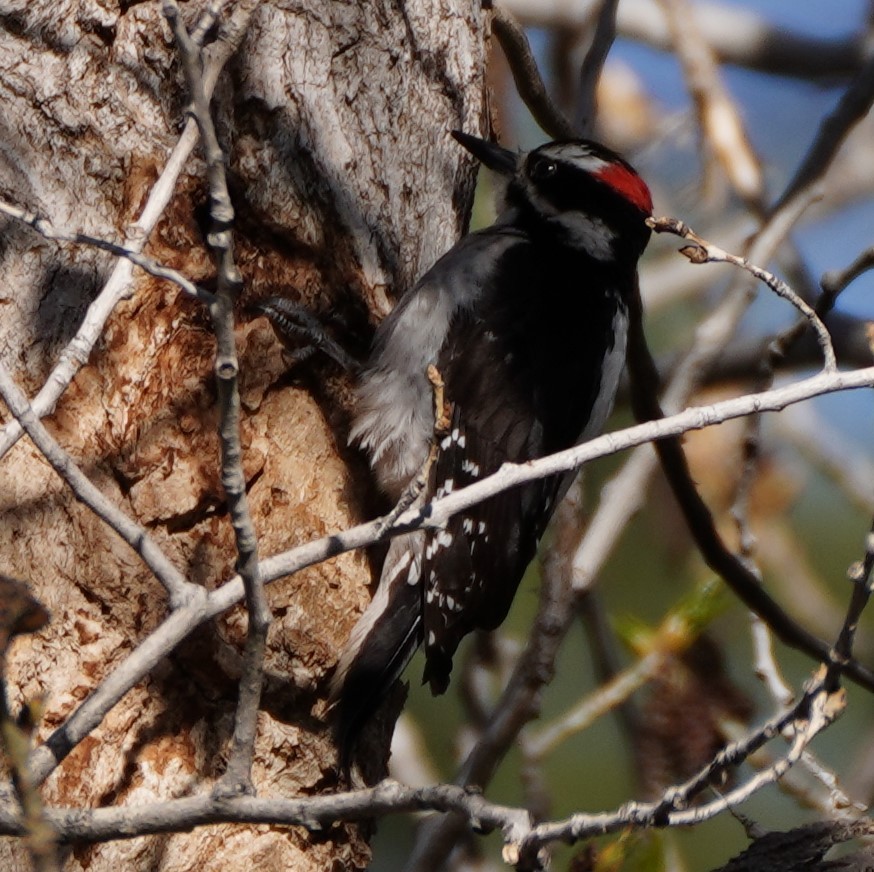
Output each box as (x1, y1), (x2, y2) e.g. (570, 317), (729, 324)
(375, 1), (874, 869)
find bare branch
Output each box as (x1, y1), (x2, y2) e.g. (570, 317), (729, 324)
(0, 200), (215, 305)
(822, 246), (874, 298)
(491, 6), (577, 139)
(526, 649), (663, 761)
(575, 0), (619, 135)
(24, 365), (874, 787)
(164, 0), (267, 797)
(518, 678), (845, 863)
(8, 677), (848, 867)
(648, 216), (837, 372)
(828, 522), (874, 688)
(0, 366), (196, 607)
(751, 614), (794, 709)
(0, 779), (531, 851)
(502, 0), (870, 81)
(771, 53), (874, 216)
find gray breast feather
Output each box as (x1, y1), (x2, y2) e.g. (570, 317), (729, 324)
(347, 282), (452, 500)
(348, 366), (434, 501)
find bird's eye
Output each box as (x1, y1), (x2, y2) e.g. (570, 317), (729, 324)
(529, 158), (557, 180)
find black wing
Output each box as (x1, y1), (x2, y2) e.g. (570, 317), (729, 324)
(419, 240), (624, 693)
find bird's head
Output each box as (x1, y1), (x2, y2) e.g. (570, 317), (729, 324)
(452, 131), (652, 262)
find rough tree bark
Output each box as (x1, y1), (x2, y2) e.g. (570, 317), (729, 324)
(0, 2), (488, 868)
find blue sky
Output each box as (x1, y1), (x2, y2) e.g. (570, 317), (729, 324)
(617, 0), (874, 315)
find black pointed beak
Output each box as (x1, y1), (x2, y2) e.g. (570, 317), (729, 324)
(451, 131), (517, 176)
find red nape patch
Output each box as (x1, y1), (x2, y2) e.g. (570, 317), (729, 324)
(596, 163), (653, 214)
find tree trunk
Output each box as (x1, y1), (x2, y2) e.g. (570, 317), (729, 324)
(0, 2), (487, 868)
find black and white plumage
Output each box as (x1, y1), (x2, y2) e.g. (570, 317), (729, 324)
(331, 132), (653, 753)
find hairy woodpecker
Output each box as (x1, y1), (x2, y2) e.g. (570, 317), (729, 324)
(265, 132), (652, 756)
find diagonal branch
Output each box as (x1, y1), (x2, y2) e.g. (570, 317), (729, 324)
(770, 52), (874, 216)
(0, 200), (215, 305)
(24, 364), (874, 787)
(0, 366), (197, 608)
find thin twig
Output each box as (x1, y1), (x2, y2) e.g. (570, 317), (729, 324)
(643, 38), (874, 449)
(827, 523), (874, 689)
(575, 0), (619, 135)
(0, 778), (532, 850)
(0, 684), (846, 868)
(10, 677), (847, 865)
(164, 0), (267, 797)
(750, 614), (794, 709)
(647, 216), (837, 372)
(491, 6), (577, 139)
(528, 579), (722, 761)
(516, 677), (845, 864)
(727, 219), (862, 715)
(526, 650), (663, 761)
(0, 200), (215, 305)
(822, 247), (874, 298)
(625, 321), (874, 696)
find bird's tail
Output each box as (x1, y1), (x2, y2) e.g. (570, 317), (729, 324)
(329, 533), (424, 768)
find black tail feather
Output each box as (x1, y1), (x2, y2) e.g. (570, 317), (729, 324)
(332, 575), (423, 772)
